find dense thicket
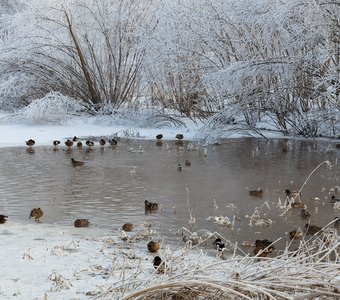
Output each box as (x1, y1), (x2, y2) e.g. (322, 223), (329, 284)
(0, 0), (339, 137)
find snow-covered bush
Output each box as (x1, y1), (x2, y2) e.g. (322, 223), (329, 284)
(23, 92), (86, 125)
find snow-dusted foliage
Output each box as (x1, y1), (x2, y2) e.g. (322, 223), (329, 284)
(23, 92), (85, 124)
(0, 0), (338, 138)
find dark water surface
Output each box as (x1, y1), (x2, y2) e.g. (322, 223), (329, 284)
(0, 138), (339, 252)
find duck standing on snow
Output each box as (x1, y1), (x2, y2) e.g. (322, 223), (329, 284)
(156, 134), (163, 140)
(0, 214), (8, 224)
(65, 139), (73, 149)
(26, 139), (35, 148)
(29, 208), (43, 223)
(213, 238), (226, 251)
(147, 241), (160, 253)
(85, 140), (94, 148)
(109, 139), (118, 146)
(122, 223), (133, 232)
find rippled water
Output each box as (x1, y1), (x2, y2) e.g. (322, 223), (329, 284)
(0, 138), (339, 252)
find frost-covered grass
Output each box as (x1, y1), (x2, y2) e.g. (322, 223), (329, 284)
(1, 220), (339, 299)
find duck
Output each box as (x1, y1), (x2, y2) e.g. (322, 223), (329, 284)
(71, 158), (84, 166)
(65, 139), (73, 148)
(185, 160), (191, 167)
(53, 140), (60, 147)
(330, 195), (340, 203)
(289, 228), (303, 240)
(25, 139), (35, 147)
(145, 200), (159, 211)
(153, 256), (163, 269)
(291, 202), (306, 208)
(0, 214), (8, 224)
(254, 239), (275, 257)
(334, 217), (340, 228)
(74, 219), (90, 227)
(300, 209), (311, 219)
(147, 241), (160, 253)
(29, 208), (43, 223)
(99, 139), (106, 147)
(249, 189), (264, 197)
(177, 164), (183, 172)
(109, 139), (118, 146)
(77, 141), (83, 148)
(85, 140), (94, 147)
(72, 136), (80, 142)
(175, 134), (184, 140)
(122, 223), (133, 232)
(304, 223), (322, 235)
(212, 238), (226, 251)
(156, 134), (163, 140)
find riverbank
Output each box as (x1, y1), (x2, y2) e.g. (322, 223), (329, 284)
(1, 219), (339, 299)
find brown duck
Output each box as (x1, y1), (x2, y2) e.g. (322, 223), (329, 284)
(300, 209), (311, 219)
(185, 160), (191, 167)
(249, 189), (264, 197)
(109, 138), (118, 146)
(74, 219), (90, 227)
(65, 139), (73, 148)
(147, 241), (160, 253)
(304, 223), (322, 235)
(77, 141), (83, 148)
(29, 208), (43, 222)
(122, 223), (133, 232)
(254, 239), (275, 257)
(0, 214), (8, 224)
(71, 158), (84, 166)
(289, 228), (303, 240)
(145, 200), (159, 211)
(85, 140), (94, 147)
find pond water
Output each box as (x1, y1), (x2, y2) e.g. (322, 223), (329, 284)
(0, 138), (339, 254)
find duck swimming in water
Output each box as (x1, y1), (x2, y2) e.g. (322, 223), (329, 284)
(29, 208), (43, 223)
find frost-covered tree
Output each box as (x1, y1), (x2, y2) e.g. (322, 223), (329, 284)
(0, 0), (158, 110)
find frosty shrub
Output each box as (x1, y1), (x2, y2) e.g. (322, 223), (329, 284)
(24, 92), (85, 125)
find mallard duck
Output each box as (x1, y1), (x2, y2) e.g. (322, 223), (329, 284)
(153, 256), (163, 269)
(331, 195), (340, 203)
(109, 138), (118, 146)
(156, 134), (163, 140)
(25, 139), (35, 147)
(334, 217), (340, 228)
(147, 241), (160, 253)
(145, 200), (159, 211)
(99, 139), (106, 147)
(175, 134), (184, 140)
(72, 136), (80, 142)
(289, 228), (303, 240)
(185, 160), (191, 167)
(77, 141), (83, 148)
(71, 158), (84, 166)
(304, 223), (322, 235)
(291, 202), (306, 208)
(53, 140), (60, 147)
(122, 223), (133, 232)
(254, 239), (275, 257)
(85, 140), (94, 147)
(249, 189), (264, 197)
(74, 219), (90, 227)
(29, 208), (43, 222)
(212, 238), (226, 251)
(300, 209), (311, 219)
(65, 139), (73, 148)
(177, 164), (183, 172)
(0, 214), (8, 224)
